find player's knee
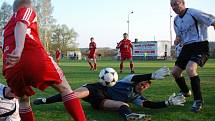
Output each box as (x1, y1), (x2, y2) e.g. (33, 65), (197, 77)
(172, 70), (180, 78)
(121, 103), (129, 107)
(52, 79), (72, 94)
(186, 66), (197, 77)
(114, 101), (129, 108)
(56, 84), (72, 94)
(172, 66), (182, 78)
(19, 96), (30, 107)
(58, 86), (71, 94)
(19, 96), (29, 102)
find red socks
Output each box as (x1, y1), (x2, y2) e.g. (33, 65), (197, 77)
(88, 62), (93, 69)
(120, 63), (123, 71)
(19, 106), (35, 121)
(94, 63), (97, 70)
(130, 62), (134, 71)
(62, 92), (86, 121)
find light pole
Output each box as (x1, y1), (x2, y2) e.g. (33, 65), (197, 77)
(127, 11), (134, 38)
(169, 6), (173, 46)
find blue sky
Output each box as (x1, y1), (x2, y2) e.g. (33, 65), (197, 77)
(1, 0), (215, 48)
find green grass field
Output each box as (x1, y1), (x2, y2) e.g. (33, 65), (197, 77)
(0, 59), (215, 121)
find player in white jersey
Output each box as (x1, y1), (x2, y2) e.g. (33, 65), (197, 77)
(170, 0), (215, 112)
(0, 83), (20, 121)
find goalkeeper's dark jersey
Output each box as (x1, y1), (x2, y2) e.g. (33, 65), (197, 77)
(107, 74), (167, 108)
(107, 74), (151, 106)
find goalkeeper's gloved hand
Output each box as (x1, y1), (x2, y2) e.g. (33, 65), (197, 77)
(165, 93), (186, 106)
(151, 66), (170, 80)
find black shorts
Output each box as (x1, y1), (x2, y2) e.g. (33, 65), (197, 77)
(82, 83), (109, 109)
(175, 41), (209, 70)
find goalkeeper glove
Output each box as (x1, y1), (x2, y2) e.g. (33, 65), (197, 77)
(151, 66), (170, 80)
(165, 93), (186, 106)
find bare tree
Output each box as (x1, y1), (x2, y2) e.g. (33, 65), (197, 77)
(51, 24), (78, 54)
(32, 0), (56, 51)
(0, 2), (12, 36)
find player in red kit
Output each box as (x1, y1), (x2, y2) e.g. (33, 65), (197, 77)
(87, 37), (97, 71)
(116, 33), (135, 73)
(55, 48), (61, 64)
(2, 0), (86, 121)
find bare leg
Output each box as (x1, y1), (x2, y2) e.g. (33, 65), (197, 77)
(74, 87), (90, 98)
(120, 60), (124, 73)
(129, 59), (134, 73)
(93, 58), (97, 70)
(101, 99), (132, 117)
(102, 99), (129, 110)
(87, 58), (93, 70)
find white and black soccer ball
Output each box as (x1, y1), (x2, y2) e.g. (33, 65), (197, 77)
(99, 68), (118, 87)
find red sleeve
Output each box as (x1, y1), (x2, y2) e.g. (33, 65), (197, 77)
(94, 42), (96, 49)
(15, 7), (36, 27)
(129, 40), (133, 48)
(116, 41), (122, 48)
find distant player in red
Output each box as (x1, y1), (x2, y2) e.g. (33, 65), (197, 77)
(55, 48), (61, 64)
(2, 0), (86, 121)
(87, 37), (97, 71)
(116, 33), (134, 73)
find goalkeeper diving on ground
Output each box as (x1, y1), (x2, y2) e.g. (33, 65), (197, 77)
(33, 67), (186, 121)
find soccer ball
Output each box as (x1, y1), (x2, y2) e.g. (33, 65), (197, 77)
(99, 68), (118, 87)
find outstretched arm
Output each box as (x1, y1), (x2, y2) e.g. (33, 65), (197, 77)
(131, 67), (170, 84)
(131, 74), (152, 84)
(133, 94), (186, 109)
(133, 96), (167, 109)
(142, 101), (167, 109)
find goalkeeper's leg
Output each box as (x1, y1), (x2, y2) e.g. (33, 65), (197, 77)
(33, 93), (61, 105)
(102, 99), (151, 121)
(34, 87), (90, 105)
(126, 113), (151, 121)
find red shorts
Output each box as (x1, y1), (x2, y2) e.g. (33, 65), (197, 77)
(4, 50), (64, 97)
(88, 53), (96, 59)
(56, 56), (60, 61)
(120, 53), (132, 61)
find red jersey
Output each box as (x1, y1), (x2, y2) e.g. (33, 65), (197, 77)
(116, 39), (133, 54)
(2, 7), (43, 71)
(89, 41), (96, 54)
(2, 7), (63, 96)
